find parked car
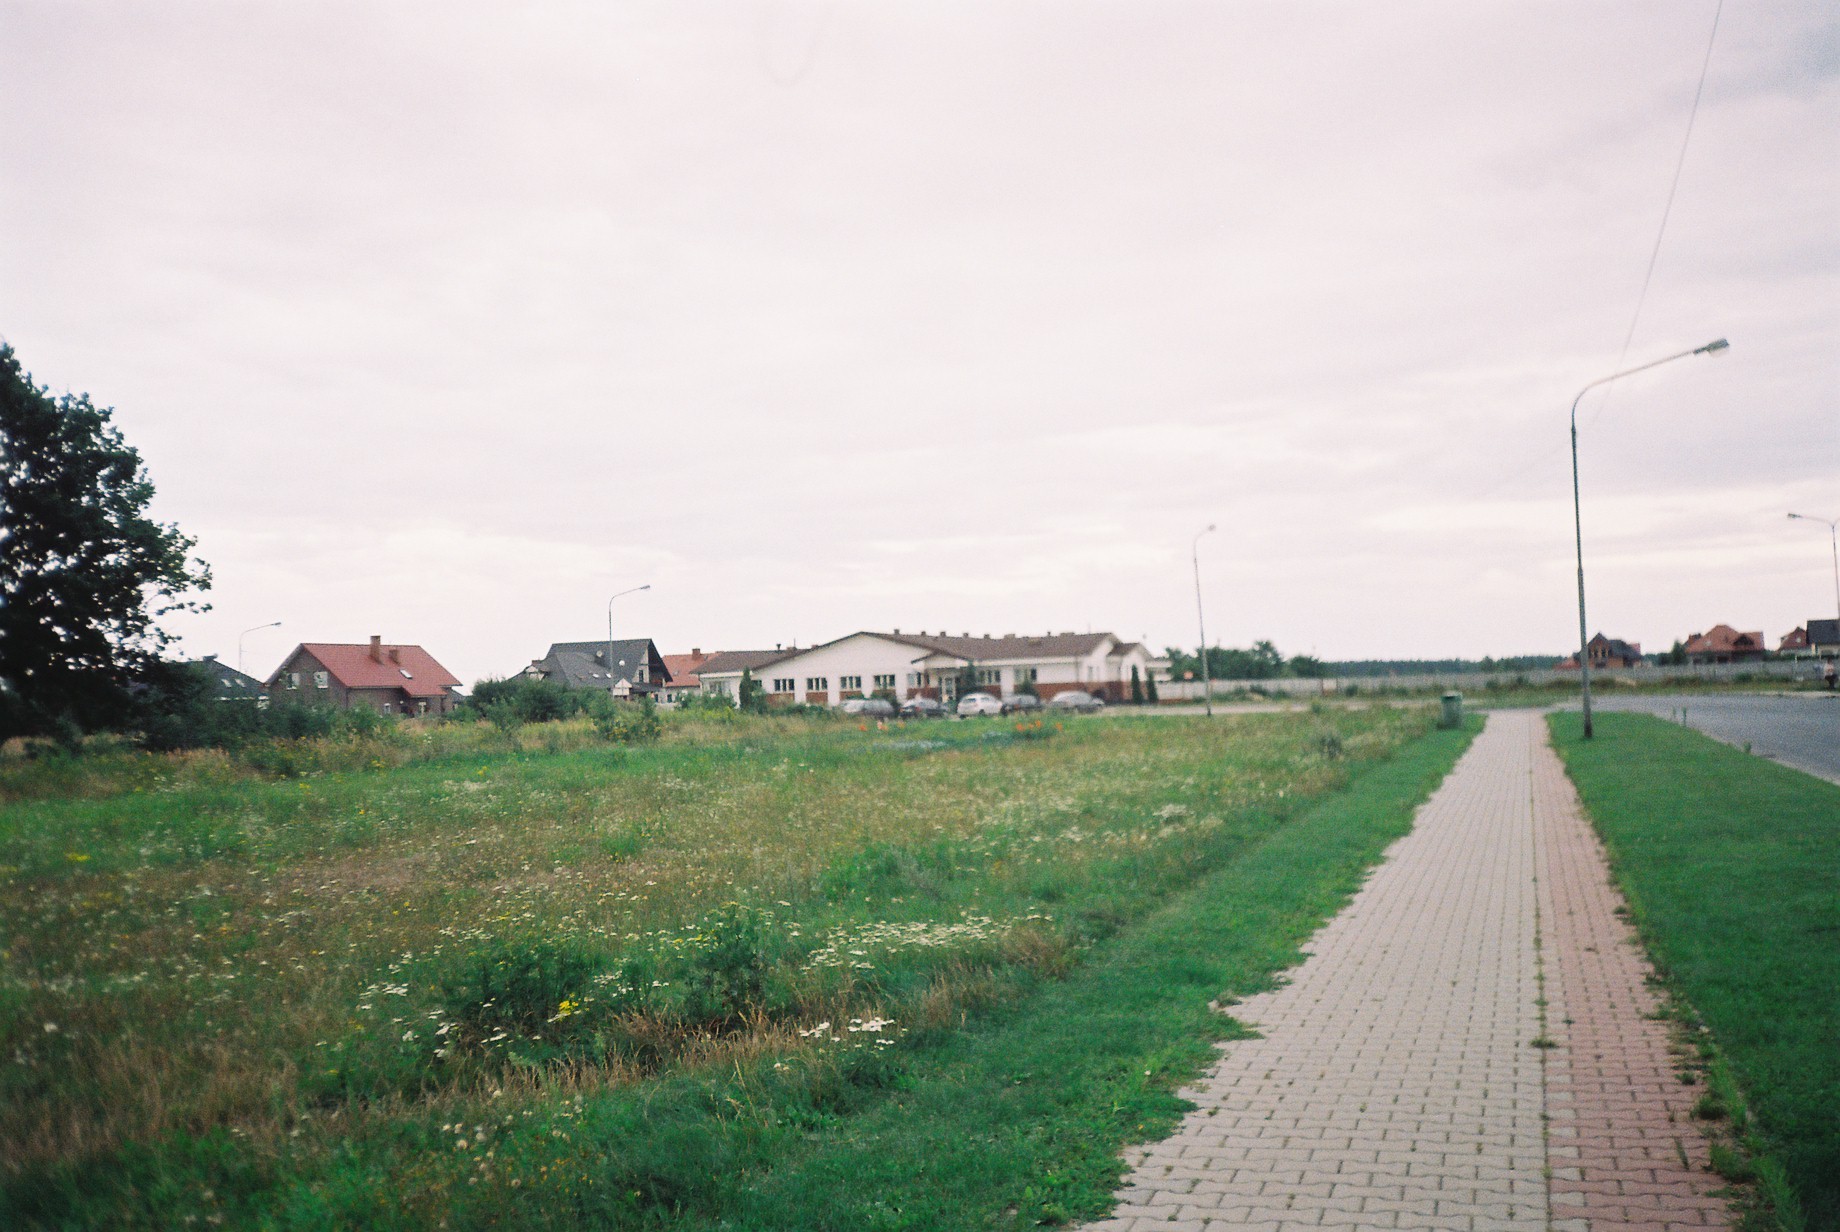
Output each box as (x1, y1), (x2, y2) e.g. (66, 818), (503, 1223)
(1001, 691), (1043, 714)
(1047, 690), (1105, 714)
(955, 692), (1003, 717)
(841, 697), (895, 719)
(899, 696), (946, 719)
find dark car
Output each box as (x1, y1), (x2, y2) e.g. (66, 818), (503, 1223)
(1001, 692), (1044, 714)
(899, 696), (946, 719)
(841, 697), (896, 719)
(1047, 690), (1105, 714)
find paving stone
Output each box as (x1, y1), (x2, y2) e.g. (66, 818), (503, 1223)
(1076, 712), (1734, 1232)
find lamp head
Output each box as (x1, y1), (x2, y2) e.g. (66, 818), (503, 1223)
(1694, 338), (1730, 356)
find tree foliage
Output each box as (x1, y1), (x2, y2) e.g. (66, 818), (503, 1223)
(738, 668), (766, 713)
(0, 345), (211, 738)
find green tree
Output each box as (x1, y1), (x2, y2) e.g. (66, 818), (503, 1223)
(1129, 664), (1143, 703)
(1145, 670), (1159, 703)
(737, 668), (767, 713)
(1288, 654), (1326, 678)
(0, 345), (211, 738)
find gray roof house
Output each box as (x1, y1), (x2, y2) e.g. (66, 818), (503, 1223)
(186, 656), (267, 702)
(522, 639), (670, 697)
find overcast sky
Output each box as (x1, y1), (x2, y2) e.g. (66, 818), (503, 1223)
(3, 2), (1835, 684)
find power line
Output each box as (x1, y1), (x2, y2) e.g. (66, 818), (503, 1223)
(1587, 0), (1725, 433)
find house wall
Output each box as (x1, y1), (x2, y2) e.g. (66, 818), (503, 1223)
(266, 648), (351, 710)
(741, 635), (934, 707)
(264, 649), (448, 715)
(698, 636), (1157, 707)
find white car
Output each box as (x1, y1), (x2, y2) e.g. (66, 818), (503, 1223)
(955, 692), (1003, 717)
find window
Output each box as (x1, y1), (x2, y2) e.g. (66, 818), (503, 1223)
(773, 678), (796, 693)
(287, 672), (300, 690)
(804, 677), (829, 692)
(1015, 666), (1038, 684)
(976, 667), (1001, 685)
(906, 672), (921, 687)
(400, 668), (413, 679)
(839, 675), (862, 690)
(314, 671), (329, 689)
(873, 674), (895, 689)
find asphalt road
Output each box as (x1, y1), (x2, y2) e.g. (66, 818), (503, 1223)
(1578, 691), (1840, 785)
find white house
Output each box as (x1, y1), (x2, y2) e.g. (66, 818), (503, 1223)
(694, 630), (1163, 707)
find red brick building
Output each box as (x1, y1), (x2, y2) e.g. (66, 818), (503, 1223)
(264, 637), (461, 716)
(1681, 624), (1766, 666)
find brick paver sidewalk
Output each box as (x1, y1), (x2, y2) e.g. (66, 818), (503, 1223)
(1081, 709), (1729, 1232)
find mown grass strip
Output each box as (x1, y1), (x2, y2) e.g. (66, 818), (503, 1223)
(1549, 711), (1840, 1232)
(664, 717), (1482, 1230)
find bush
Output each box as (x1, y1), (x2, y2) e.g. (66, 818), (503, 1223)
(466, 676), (600, 725)
(440, 942), (605, 1062)
(591, 696), (662, 744)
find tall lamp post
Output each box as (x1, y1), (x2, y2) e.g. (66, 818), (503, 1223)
(1571, 337), (1729, 738)
(1193, 524), (1217, 718)
(1787, 512), (1840, 636)
(606, 584), (652, 698)
(238, 621), (282, 676)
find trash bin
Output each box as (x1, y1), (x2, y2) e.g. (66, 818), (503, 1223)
(1439, 691), (1463, 729)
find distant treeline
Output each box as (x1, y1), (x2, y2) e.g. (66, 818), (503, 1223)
(1317, 656), (1562, 677)
(1163, 644), (1562, 682)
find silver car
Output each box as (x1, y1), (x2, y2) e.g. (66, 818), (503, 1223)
(955, 692), (1003, 717)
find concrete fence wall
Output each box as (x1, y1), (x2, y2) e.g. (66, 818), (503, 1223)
(1155, 658), (1826, 701)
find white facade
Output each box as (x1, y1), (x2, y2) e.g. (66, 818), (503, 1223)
(696, 631), (1162, 707)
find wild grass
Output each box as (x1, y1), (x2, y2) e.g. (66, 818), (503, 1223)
(1, 705), (1440, 1229)
(1550, 711), (1840, 1232)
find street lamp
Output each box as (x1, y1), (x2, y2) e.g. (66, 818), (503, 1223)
(1571, 337), (1729, 739)
(238, 621), (282, 676)
(606, 584), (651, 697)
(1193, 525), (1217, 718)
(1787, 512), (1840, 636)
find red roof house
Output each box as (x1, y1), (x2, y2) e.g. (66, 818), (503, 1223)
(1681, 624), (1766, 666)
(264, 636), (462, 716)
(660, 650), (711, 699)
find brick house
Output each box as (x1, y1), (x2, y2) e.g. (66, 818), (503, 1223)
(1556, 633), (1645, 671)
(1680, 624), (1766, 666)
(264, 637), (461, 715)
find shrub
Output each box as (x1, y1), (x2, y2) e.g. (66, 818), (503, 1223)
(440, 942), (605, 1062)
(592, 696), (662, 744)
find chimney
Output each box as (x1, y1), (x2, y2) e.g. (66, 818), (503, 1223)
(369, 635), (383, 663)
(893, 628), (900, 635)
(691, 647), (701, 656)
(389, 647), (401, 664)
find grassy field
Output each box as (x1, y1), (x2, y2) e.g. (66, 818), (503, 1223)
(1550, 711), (1840, 1232)
(0, 705), (1467, 1229)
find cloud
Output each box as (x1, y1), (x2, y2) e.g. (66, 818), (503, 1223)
(3, 2), (1834, 676)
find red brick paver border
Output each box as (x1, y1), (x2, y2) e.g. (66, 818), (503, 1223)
(1533, 718), (1730, 1231)
(1078, 710), (1731, 1232)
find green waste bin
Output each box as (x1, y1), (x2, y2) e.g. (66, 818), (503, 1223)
(1439, 692), (1463, 729)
